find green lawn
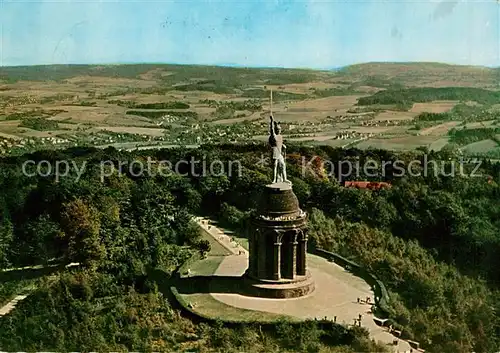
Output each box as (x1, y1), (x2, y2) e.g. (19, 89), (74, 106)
(199, 227), (232, 256)
(177, 225), (292, 322)
(233, 236), (249, 250)
(187, 256), (225, 277)
(180, 293), (296, 322)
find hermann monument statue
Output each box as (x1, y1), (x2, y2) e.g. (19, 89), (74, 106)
(243, 104), (314, 299)
(269, 115), (290, 184)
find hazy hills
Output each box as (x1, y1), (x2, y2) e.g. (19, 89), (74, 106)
(0, 62), (498, 89)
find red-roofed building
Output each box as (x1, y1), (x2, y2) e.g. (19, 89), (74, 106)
(344, 181), (392, 190)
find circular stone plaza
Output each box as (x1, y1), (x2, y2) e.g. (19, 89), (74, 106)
(174, 183), (417, 353)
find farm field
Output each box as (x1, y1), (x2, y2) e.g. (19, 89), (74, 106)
(355, 136), (441, 151)
(91, 126), (167, 137)
(289, 135), (338, 142)
(463, 120), (497, 129)
(410, 101), (458, 114)
(308, 138), (360, 148)
(374, 110), (418, 121)
(0, 63), (499, 156)
(420, 121), (460, 136)
(462, 139), (500, 155)
(429, 138), (450, 151)
(0, 131), (21, 140)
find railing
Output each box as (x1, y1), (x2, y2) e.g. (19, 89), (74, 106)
(313, 248), (391, 318)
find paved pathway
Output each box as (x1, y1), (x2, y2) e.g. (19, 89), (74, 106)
(194, 217), (248, 256)
(0, 295), (28, 317)
(195, 217), (421, 353)
(0, 263), (80, 317)
(2, 262), (80, 273)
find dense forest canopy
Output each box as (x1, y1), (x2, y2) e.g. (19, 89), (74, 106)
(0, 143), (499, 352)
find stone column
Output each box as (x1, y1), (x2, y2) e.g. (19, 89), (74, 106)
(282, 231), (298, 279)
(248, 231), (256, 276)
(272, 231), (282, 280)
(291, 231), (298, 278)
(296, 230), (307, 276)
(258, 230), (267, 278)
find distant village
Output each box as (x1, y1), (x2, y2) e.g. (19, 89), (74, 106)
(0, 113), (387, 155)
(0, 98), (405, 156)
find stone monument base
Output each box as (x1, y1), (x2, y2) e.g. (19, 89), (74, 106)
(243, 270), (315, 298)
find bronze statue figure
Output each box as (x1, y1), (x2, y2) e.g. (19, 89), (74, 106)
(269, 115), (290, 184)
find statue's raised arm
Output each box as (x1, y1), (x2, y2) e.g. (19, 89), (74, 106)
(269, 115), (275, 137)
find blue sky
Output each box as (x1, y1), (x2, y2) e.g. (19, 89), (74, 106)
(1, 0), (499, 68)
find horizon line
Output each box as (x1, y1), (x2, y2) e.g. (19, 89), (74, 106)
(0, 60), (498, 70)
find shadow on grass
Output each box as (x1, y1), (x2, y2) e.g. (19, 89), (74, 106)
(148, 268), (247, 296)
(146, 269), (240, 324)
(174, 274), (247, 295)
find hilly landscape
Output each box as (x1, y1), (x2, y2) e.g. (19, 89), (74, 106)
(1, 62), (500, 353)
(0, 62), (499, 157)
